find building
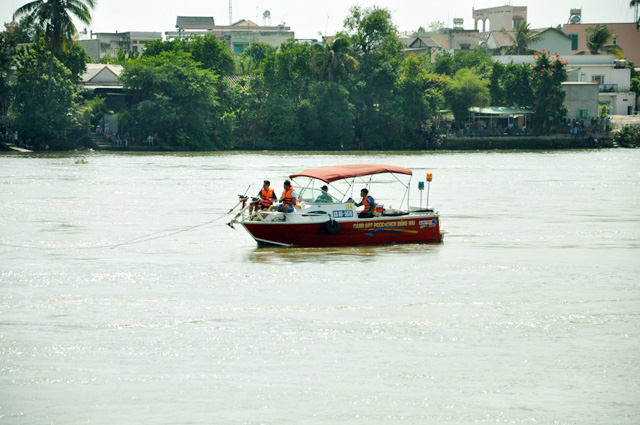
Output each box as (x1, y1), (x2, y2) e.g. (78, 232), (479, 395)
(561, 82), (600, 121)
(80, 31), (162, 61)
(166, 16), (294, 53)
(494, 54), (636, 115)
(486, 27), (572, 55)
(401, 36), (441, 58)
(562, 22), (640, 64)
(473, 5), (527, 33)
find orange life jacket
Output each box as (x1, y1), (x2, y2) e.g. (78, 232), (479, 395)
(362, 195), (375, 212)
(259, 187), (275, 207)
(281, 186), (296, 206)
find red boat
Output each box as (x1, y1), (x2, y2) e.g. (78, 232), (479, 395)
(227, 164), (444, 247)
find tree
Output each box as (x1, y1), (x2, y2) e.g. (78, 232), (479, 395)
(531, 51), (568, 132)
(120, 51), (220, 150)
(394, 54), (444, 138)
(443, 68), (490, 123)
(499, 22), (542, 55)
(187, 34), (234, 76)
(240, 41), (276, 73)
(300, 82), (355, 149)
(12, 42), (82, 148)
(13, 0), (95, 102)
(581, 25), (624, 57)
(311, 36), (358, 82)
(344, 5), (399, 57)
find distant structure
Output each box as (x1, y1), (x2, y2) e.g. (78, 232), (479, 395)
(262, 10), (272, 27)
(472, 5), (527, 32)
(563, 20), (640, 64)
(567, 8), (582, 24)
(167, 16), (294, 53)
(79, 31), (162, 62)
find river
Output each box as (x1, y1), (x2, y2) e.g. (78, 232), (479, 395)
(1, 150), (639, 424)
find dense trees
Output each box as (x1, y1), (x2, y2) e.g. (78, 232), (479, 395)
(2, 3), (577, 151)
(120, 51), (219, 150)
(13, 0), (95, 102)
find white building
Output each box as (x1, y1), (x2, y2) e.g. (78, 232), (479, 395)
(494, 55), (636, 115)
(80, 31), (162, 61)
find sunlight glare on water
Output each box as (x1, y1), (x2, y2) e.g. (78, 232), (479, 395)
(1, 150), (639, 424)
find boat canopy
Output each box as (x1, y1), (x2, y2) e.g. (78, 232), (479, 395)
(290, 164), (413, 183)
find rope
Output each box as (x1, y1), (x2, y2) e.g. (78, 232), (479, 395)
(0, 210), (233, 251)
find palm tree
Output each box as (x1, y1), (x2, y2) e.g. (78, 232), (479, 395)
(13, 0), (96, 102)
(583, 25), (624, 57)
(500, 22), (542, 55)
(311, 36), (358, 83)
(631, 0), (639, 29)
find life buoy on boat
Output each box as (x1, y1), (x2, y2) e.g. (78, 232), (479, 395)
(323, 218), (339, 234)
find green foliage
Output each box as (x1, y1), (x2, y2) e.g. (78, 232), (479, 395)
(142, 35), (234, 76)
(241, 42), (276, 71)
(499, 23), (541, 55)
(0, 32), (17, 116)
(489, 62), (505, 105)
(302, 82), (355, 149)
(187, 35), (235, 76)
(120, 51), (220, 150)
(599, 104), (610, 120)
(432, 47), (493, 77)
(583, 25), (624, 57)
(12, 0), (95, 102)
(101, 47), (139, 65)
(395, 55), (445, 136)
(59, 42), (89, 81)
(613, 125), (640, 147)
(84, 96), (108, 126)
(531, 51), (568, 132)
(344, 5), (399, 57)
(443, 68), (490, 123)
(12, 43), (82, 148)
(311, 37), (358, 83)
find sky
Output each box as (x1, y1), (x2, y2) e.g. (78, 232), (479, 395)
(1, 0), (637, 40)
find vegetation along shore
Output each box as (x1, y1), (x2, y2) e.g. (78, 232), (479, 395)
(1, 2), (639, 152)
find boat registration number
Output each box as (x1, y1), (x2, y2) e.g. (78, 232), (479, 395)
(333, 210), (354, 218)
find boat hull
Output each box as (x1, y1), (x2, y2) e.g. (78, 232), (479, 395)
(241, 216), (443, 247)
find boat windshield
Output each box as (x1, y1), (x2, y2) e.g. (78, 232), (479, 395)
(298, 187), (338, 204)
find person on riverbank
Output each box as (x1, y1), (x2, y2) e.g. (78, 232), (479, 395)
(354, 188), (375, 218)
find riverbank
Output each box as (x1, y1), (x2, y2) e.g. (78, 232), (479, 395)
(439, 134), (614, 150)
(0, 132), (632, 153)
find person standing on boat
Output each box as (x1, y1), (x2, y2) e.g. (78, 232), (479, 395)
(250, 180), (277, 213)
(276, 180), (298, 214)
(355, 188), (375, 218)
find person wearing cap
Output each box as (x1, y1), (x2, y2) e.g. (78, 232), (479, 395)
(250, 180), (277, 214)
(354, 188), (375, 218)
(315, 185), (333, 203)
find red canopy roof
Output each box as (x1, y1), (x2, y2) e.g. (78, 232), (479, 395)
(290, 164), (413, 183)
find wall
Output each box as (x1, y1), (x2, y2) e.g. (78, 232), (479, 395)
(562, 23), (640, 64)
(562, 82), (600, 121)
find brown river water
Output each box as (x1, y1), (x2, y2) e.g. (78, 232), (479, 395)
(1, 150), (639, 424)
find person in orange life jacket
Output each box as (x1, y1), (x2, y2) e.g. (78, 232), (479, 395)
(250, 180), (277, 213)
(276, 180), (298, 213)
(355, 188), (375, 218)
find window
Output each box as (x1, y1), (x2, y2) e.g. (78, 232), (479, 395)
(612, 37), (617, 45)
(578, 109), (590, 119)
(592, 75), (605, 85)
(568, 34), (578, 50)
